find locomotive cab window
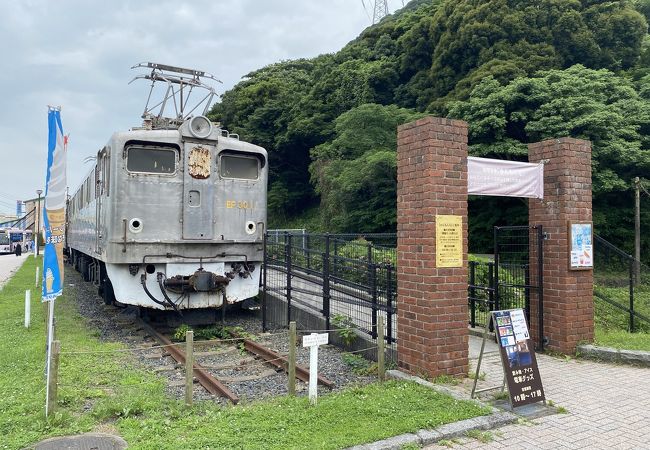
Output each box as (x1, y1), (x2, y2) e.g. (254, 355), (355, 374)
(219, 154), (259, 180)
(126, 146), (177, 174)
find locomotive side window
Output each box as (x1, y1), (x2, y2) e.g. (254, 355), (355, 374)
(220, 154), (259, 180)
(126, 146), (176, 174)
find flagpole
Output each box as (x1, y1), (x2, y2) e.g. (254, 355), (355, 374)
(43, 105), (65, 418)
(45, 298), (54, 416)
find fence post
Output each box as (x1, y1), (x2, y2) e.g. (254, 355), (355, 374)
(537, 225), (545, 352)
(367, 241), (373, 287)
(386, 263), (393, 345)
(370, 263), (378, 339)
(493, 227), (500, 316)
(629, 259), (635, 333)
(469, 261), (476, 327)
(286, 233), (292, 326)
(377, 315), (385, 382)
(488, 262), (495, 332)
(185, 330), (194, 406)
(524, 262), (531, 324)
(333, 239), (338, 278)
(288, 321), (296, 396)
(262, 231), (268, 331)
(24, 290), (31, 328)
(323, 234), (331, 332)
(305, 233), (311, 271)
(47, 340), (60, 415)
(35, 266), (40, 288)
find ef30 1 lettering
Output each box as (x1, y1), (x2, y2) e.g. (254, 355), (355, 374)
(226, 200), (253, 209)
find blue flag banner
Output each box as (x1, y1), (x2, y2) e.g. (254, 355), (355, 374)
(42, 108), (67, 302)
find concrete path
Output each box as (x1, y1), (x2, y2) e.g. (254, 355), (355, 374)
(425, 335), (650, 449)
(0, 253), (30, 289)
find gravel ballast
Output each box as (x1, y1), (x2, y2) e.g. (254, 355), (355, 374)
(65, 268), (376, 404)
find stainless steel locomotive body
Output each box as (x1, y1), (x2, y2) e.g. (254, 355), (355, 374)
(67, 116), (267, 311)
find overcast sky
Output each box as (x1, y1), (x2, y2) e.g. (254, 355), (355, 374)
(0, 0), (406, 215)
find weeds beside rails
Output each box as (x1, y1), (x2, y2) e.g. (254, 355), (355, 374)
(0, 257), (489, 450)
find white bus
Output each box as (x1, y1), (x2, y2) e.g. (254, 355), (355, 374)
(0, 228), (33, 254)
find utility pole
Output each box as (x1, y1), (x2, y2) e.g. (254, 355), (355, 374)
(634, 177), (641, 285)
(36, 189), (43, 256)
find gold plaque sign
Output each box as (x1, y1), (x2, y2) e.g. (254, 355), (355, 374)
(188, 146), (211, 179)
(436, 215), (463, 268)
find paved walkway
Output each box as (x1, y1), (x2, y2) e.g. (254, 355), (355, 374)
(425, 336), (650, 449)
(0, 253), (30, 289)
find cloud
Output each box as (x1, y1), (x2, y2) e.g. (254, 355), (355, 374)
(0, 0), (401, 213)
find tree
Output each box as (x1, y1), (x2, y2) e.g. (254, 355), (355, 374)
(420, 0), (647, 109)
(311, 103), (422, 232)
(449, 65), (650, 249)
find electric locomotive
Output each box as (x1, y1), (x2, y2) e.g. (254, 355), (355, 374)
(66, 63), (267, 316)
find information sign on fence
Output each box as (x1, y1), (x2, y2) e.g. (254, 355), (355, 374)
(568, 222), (593, 270)
(493, 309), (545, 408)
(435, 215), (462, 268)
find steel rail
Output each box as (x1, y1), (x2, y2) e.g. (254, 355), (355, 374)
(241, 338), (335, 389)
(137, 319), (240, 404)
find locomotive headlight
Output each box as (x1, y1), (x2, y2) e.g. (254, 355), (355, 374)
(245, 221), (256, 235)
(129, 218), (143, 233)
(189, 115), (213, 139)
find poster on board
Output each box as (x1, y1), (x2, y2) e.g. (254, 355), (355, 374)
(493, 309), (545, 408)
(436, 215), (462, 268)
(568, 222), (593, 270)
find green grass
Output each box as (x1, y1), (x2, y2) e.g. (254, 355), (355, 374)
(0, 256), (490, 450)
(594, 327), (650, 351)
(592, 277), (650, 351)
(594, 283), (650, 332)
(466, 429), (493, 443)
(119, 381), (488, 450)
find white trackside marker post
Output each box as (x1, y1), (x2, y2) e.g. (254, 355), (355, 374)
(24, 290), (31, 328)
(302, 332), (328, 405)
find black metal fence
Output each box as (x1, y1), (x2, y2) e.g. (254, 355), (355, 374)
(594, 235), (650, 333)
(468, 259), (495, 330)
(468, 226), (544, 350)
(262, 232), (397, 359)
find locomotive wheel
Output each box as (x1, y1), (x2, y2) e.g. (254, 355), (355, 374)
(98, 264), (106, 297)
(102, 278), (115, 306)
(82, 259), (91, 282)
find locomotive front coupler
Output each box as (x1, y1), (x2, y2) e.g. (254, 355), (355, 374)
(163, 268), (231, 293)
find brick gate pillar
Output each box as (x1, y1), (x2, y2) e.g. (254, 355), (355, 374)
(528, 138), (594, 354)
(396, 117), (469, 377)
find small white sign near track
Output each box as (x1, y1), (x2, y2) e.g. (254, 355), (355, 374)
(303, 333), (328, 347)
(302, 332), (328, 405)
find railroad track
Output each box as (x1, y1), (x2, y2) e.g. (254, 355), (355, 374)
(136, 318), (334, 404)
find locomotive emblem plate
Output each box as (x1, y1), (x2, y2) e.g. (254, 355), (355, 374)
(188, 146), (211, 179)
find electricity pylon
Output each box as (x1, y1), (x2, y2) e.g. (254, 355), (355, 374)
(372, 0), (389, 24)
(361, 0), (390, 24)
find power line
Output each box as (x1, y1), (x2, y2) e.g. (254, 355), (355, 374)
(640, 180), (650, 198)
(360, 0), (372, 21)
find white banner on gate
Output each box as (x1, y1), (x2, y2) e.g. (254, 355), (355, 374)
(467, 156), (544, 199)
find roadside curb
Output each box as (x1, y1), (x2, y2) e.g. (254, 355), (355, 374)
(577, 344), (650, 367)
(347, 371), (518, 450)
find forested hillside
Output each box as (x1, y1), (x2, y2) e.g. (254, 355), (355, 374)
(209, 0), (650, 257)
